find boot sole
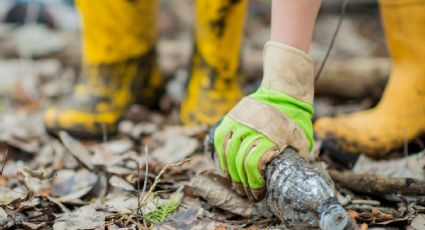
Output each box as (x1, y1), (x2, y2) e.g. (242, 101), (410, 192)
(319, 137), (360, 169)
(46, 127), (118, 140)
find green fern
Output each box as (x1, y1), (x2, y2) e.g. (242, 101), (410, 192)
(143, 192), (183, 223)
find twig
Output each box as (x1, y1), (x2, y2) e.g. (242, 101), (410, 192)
(140, 145), (149, 202)
(0, 148), (8, 176)
(351, 199), (380, 206)
(139, 158), (190, 206)
(123, 157), (189, 225)
(315, 0), (349, 82)
(136, 161), (141, 223)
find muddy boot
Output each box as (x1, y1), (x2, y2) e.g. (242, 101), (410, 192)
(44, 0), (163, 138)
(315, 0), (425, 164)
(180, 0), (247, 126)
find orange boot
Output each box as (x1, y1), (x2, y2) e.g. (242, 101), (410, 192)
(315, 0), (425, 163)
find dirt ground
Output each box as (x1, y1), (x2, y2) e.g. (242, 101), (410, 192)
(1, 1), (425, 229)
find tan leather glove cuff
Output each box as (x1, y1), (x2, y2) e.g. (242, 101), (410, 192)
(261, 41), (315, 104)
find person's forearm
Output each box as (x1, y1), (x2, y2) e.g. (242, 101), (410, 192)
(271, 0), (321, 52)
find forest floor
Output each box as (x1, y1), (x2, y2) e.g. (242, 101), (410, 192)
(0, 1), (424, 229)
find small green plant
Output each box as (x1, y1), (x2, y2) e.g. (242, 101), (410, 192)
(142, 191), (182, 224)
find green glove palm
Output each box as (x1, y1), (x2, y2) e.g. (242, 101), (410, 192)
(214, 87), (314, 202)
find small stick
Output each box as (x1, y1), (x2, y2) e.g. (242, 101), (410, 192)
(0, 148), (8, 176)
(139, 158), (190, 206)
(140, 145), (149, 202)
(136, 162), (141, 222)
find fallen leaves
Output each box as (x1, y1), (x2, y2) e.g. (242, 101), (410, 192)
(109, 175), (135, 192)
(59, 131), (94, 170)
(353, 151), (425, 180)
(0, 6), (424, 229)
(53, 206), (107, 230)
(408, 214), (425, 230)
(188, 171), (272, 218)
(52, 169), (98, 201)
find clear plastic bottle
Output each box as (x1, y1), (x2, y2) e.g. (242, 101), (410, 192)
(265, 148), (354, 229)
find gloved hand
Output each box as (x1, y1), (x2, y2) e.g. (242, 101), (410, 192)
(213, 41), (315, 202)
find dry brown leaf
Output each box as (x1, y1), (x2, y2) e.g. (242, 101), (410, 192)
(0, 207), (7, 225)
(0, 176), (7, 186)
(109, 176), (135, 191)
(408, 214), (425, 230)
(371, 208), (394, 221)
(215, 225), (227, 230)
(353, 151), (425, 180)
(348, 210), (360, 218)
(21, 221), (47, 230)
(189, 171), (272, 218)
(39, 188), (51, 197)
(52, 169), (97, 201)
(59, 131), (94, 170)
(152, 135), (198, 164)
(54, 205), (107, 230)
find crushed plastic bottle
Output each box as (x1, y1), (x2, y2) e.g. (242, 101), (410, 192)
(265, 148), (354, 229)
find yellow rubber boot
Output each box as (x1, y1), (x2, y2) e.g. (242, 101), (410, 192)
(44, 0), (162, 138)
(315, 0), (425, 160)
(180, 0), (247, 126)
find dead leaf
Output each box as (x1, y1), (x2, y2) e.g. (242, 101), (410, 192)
(0, 207), (7, 225)
(0, 176), (7, 186)
(152, 135), (198, 164)
(3, 136), (40, 153)
(131, 122), (158, 138)
(91, 139), (133, 155)
(105, 195), (138, 213)
(106, 165), (134, 175)
(16, 168), (51, 193)
(408, 214), (425, 230)
(154, 126), (207, 138)
(354, 151), (425, 180)
(160, 207), (203, 229)
(109, 176), (135, 191)
(348, 210), (360, 219)
(21, 221), (47, 229)
(88, 173), (108, 199)
(52, 169), (97, 201)
(188, 171), (272, 218)
(59, 131), (94, 170)
(54, 206), (107, 230)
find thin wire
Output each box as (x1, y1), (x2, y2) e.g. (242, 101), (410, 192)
(315, 0), (349, 83)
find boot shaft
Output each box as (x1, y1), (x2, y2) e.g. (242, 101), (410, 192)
(380, 0), (425, 62)
(76, 0), (158, 64)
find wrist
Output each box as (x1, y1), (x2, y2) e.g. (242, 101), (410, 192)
(261, 41), (314, 104)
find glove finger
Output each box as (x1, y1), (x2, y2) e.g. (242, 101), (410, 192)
(234, 133), (262, 188)
(213, 117), (233, 172)
(244, 137), (277, 202)
(224, 130), (246, 184)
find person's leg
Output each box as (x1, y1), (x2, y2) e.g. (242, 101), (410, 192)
(271, 0), (321, 52)
(44, 0), (163, 138)
(181, 0), (247, 126)
(315, 0), (425, 164)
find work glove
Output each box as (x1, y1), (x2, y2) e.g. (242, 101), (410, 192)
(213, 41), (315, 202)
